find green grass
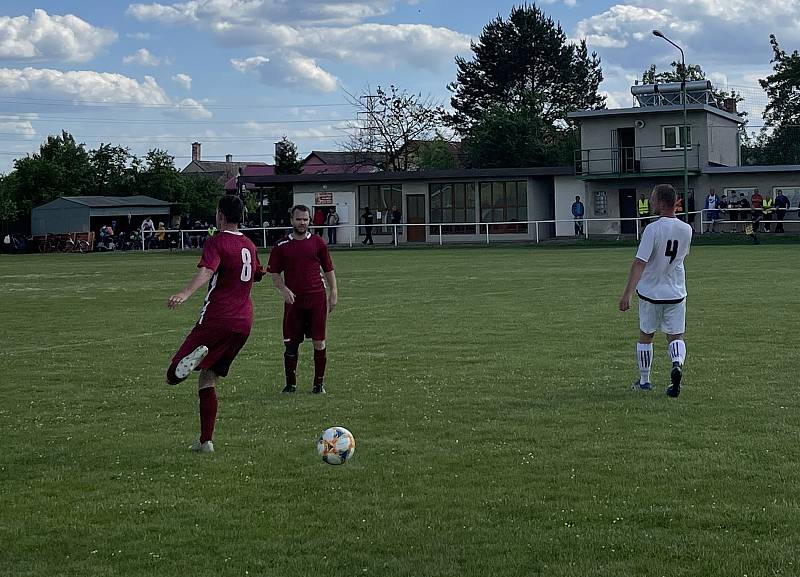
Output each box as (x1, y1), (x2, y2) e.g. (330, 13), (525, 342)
(1, 245), (798, 577)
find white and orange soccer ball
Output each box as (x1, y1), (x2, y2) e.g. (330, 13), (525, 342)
(316, 426), (355, 465)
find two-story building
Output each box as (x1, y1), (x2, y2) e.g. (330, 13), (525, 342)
(567, 80), (800, 235)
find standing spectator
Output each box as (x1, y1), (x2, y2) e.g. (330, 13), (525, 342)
(718, 194), (730, 233)
(775, 189), (790, 233)
(141, 216), (155, 250)
(390, 205), (402, 245)
(313, 207), (326, 236)
(157, 222), (166, 248)
(165, 195), (265, 453)
(762, 193), (775, 232)
(725, 193), (739, 231)
(361, 206), (374, 246)
(738, 193), (750, 224)
(750, 189), (763, 232)
(704, 188), (721, 233)
(688, 192), (696, 227)
(636, 192), (650, 232)
(267, 205), (338, 395)
(326, 206), (340, 245)
(618, 184), (692, 398)
(571, 195), (585, 237)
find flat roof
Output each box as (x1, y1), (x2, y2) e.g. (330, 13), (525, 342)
(568, 104), (743, 124)
(242, 166), (574, 185)
(703, 165), (800, 174)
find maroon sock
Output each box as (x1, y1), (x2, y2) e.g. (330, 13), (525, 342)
(198, 387), (217, 443)
(314, 348), (327, 386)
(284, 351), (298, 386)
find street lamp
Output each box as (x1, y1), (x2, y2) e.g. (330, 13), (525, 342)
(652, 29), (689, 220)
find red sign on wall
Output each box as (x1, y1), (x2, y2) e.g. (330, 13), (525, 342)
(315, 192), (333, 205)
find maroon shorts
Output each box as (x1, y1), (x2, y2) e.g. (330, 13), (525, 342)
(168, 319), (251, 380)
(283, 292), (328, 343)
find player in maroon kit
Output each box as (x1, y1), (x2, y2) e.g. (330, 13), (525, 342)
(166, 194), (265, 453)
(267, 205), (338, 394)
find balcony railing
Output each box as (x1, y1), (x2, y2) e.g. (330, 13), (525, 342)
(574, 144), (701, 177)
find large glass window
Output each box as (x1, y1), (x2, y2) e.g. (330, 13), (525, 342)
(358, 184), (402, 234)
(429, 183), (476, 234)
(479, 180), (528, 233)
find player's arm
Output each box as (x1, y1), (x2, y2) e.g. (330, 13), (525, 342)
(324, 270), (338, 312)
(270, 272), (295, 304)
(619, 258), (647, 312)
(167, 267), (215, 309)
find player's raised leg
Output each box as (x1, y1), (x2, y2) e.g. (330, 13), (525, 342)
(666, 334), (686, 398)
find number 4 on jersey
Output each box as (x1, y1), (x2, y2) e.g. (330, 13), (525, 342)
(664, 239), (679, 264)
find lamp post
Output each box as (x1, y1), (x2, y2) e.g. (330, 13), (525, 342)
(653, 29), (689, 220)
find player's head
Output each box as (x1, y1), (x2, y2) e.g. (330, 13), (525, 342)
(651, 184), (677, 216)
(217, 194), (244, 228)
(290, 205), (310, 235)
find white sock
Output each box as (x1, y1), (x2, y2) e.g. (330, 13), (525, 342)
(669, 339), (686, 365)
(637, 342), (653, 385)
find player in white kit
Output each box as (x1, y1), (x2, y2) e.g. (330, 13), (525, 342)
(619, 184), (693, 397)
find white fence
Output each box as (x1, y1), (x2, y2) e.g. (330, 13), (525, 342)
(119, 208), (800, 251)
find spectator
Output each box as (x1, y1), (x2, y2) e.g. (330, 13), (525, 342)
(762, 193), (775, 232)
(141, 216), (155, 250)
(313, 207), (326, 236)
(738, 193), (750, 223)
(571, 195), (585, 237)
(361, 206), (374, 246)
(688, 192), (696, 227)
(326, 206), (340, 245)
(719, 194), (730, 233)
(636, 192), (650, 232)
(775, 189), (790, 233)
(390, 205), (402, 245)
(704, 188), (721, 233)
(751, 189), (763, 232)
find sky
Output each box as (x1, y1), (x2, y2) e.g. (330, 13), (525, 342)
(0, 0), (796, 174)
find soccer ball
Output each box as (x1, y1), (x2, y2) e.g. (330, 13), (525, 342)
(316, 426), (355, 465)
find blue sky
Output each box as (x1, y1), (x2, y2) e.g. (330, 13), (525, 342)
(0, 0), (794, 173)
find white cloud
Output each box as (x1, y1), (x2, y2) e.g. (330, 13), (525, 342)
(172, 72), (192, 90)
(0, 67), (170, 104)
(169, 97), (212, 119)
(123, 48), (169, 66)
(126, 31), (151, 40)
(0, 114), (36, 137)
(0, 8), (117, 63)
(125, 0), (470, 89)
(232, 53), (339, 92)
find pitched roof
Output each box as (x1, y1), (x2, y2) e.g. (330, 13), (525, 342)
(224, 165), (277, 191)
(182, 160), (267, 174)
(304, 151), (386, 166)
(60, 195), (171, 208)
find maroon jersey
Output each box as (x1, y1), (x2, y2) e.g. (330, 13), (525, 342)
(197, 230), (264, 328)
(266, 232), (333, 295)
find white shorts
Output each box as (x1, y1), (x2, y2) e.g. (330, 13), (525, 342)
(638, 299), (686, 335)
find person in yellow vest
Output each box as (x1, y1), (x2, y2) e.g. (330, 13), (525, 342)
(637, 192), (650, 232)
(762, 194), (775, 232)
(675, 195), (685, 222)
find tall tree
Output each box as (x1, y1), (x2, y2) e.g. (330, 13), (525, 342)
(416, 135), (459, 170)
(137, 148), (184, 203)
(274, 136), (303, 175)
(448, 3), (604, 133)
(343, 85), (446, 171)
(90, 143), (137, 196)
(743, 35), (800, 165)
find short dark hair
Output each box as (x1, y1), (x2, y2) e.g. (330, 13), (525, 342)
(653, 184), (676, 207)
(291, 204), (310, 216)
(217, 194), (244, 224)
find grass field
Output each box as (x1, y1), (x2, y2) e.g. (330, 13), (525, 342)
(1, 244), (798, 577)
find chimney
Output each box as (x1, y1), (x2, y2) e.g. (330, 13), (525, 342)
(191, 141), (201, 161)
(225, 154), (233, 163)
(723, 98), (737, 114)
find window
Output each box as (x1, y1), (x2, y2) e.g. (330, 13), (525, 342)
(594, 191), (608, 216)
(358, 184), (402, 234)
(479, 181), (528, 233)
(662, 125), (692, 150)
(429, 182), (476, 234)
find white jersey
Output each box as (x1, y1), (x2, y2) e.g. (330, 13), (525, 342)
(635, 216), (693, 302)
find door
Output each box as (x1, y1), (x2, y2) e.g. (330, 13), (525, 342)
(406, 195), (425, 242)
(617, 127), (636, 174)
(619, 188), (637, 234)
